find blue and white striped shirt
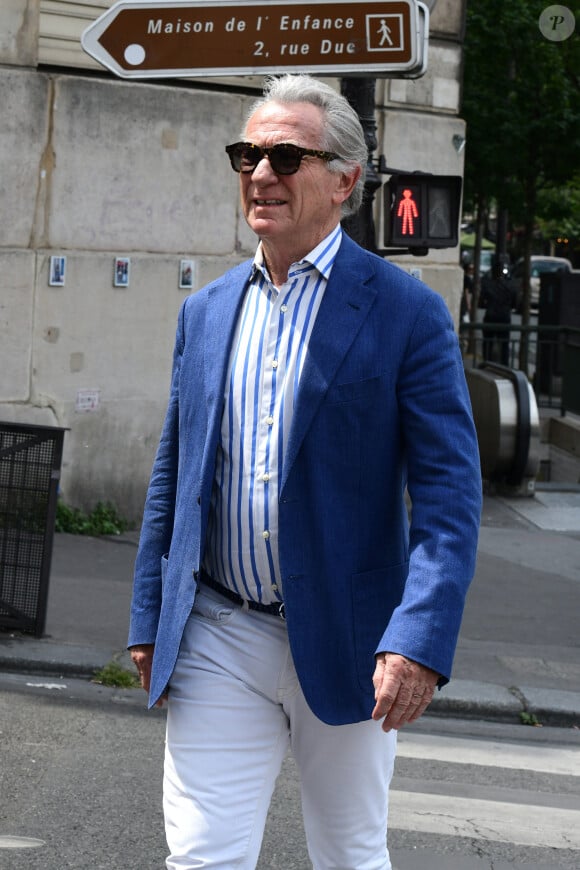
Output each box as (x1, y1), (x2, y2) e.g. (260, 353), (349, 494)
(203, 225), (343, 604)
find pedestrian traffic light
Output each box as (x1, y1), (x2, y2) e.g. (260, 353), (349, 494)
(384, 173), (462, 250)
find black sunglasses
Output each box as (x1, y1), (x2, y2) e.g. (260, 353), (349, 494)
(225, 141), (338, 176)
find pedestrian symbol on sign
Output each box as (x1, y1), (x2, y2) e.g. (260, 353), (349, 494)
(366, 13), (404, 52)
(378, 19), (394, 46)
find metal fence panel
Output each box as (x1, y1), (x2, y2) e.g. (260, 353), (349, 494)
(0, 422), (66, 637)
(563, 343), (580, 416)
(460, 323), (580, 416)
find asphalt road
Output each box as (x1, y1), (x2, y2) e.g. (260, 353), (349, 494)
(1, 675), (579, 870)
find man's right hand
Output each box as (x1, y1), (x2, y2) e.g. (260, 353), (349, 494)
(129, 644), (167, 707)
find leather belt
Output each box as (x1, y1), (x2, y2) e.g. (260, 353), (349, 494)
(198, 568), (285, 620)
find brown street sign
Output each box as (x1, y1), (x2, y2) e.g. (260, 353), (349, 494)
(81, 0), (429, 79)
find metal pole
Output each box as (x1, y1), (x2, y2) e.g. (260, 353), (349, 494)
(340, 78), (382, 253)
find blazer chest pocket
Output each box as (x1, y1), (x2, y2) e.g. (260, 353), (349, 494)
(325, 373), (385, 405)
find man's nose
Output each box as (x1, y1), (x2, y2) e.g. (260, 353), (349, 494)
(251, 155), (278, 181)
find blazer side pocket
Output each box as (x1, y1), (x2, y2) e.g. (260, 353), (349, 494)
(351, 563), (408, 691)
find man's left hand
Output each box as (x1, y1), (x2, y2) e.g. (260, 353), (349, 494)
(372, 653), (438, 731)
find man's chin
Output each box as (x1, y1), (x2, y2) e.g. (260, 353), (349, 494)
(248, 216), (283, 237)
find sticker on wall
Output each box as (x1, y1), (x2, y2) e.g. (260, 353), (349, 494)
(75, 388), (100, 413)
(49, 256), (66, 286)
(179, 259), (195, 290)
(114, 256), (130, 287)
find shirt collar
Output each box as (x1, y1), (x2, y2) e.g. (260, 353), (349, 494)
(251, 225), (342, 284)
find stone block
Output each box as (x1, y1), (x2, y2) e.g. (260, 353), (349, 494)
(0, 69), (50, 247)
(0, 251), (35, 401)
(47, 76), (242, 254)
(385, 43), (463, 112)
(0, 0), (39, 67)
(430, 0), (464, 38)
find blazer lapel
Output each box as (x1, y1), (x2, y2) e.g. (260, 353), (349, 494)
(280, 237), (377, 493)
(200, 261), (252, 483)
(204, 262), (251, 409)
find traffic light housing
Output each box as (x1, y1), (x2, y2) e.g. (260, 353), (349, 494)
(384, 173), (462, 250)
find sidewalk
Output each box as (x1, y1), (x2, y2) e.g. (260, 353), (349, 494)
(1, 491), (579, 727)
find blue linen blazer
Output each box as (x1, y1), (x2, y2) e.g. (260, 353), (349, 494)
(128, 234), (482, 725)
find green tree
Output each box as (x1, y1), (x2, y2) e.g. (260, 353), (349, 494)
(536, 173), (580, 246)
(462, 0), (580, 343)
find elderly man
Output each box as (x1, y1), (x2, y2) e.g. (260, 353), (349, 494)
(129, 74), (481, 870)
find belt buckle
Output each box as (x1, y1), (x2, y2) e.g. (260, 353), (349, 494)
(278, 602), (286, 620)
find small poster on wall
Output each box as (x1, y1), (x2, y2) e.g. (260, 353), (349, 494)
(75, 388), (100, 413)
(114, 256), (130, 287)
(179, 259), (194, 289)
(49, 255), (66, 286)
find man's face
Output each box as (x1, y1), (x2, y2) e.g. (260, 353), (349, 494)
(240, 101), (357, 259)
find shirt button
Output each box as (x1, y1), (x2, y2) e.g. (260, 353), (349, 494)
(266, 416), (274, 426)
(271, 584), (278, 591)
(280, 305), (288, 313)
(262, 473), (270, 482)
(272, 359), (278, 369)
(262, 530), (270, 540)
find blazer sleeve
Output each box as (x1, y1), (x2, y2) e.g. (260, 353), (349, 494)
(376, 290), (482, 682)
(127, 301), (186, 648)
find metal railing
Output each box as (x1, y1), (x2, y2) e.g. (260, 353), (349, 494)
(459, 323), (580, 416)
(0, 422), (66, 637)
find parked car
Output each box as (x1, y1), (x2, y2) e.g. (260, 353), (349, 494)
(511, 256), (573, 310)
(461, 247), (495, 277)
(478, 250), (494, 276)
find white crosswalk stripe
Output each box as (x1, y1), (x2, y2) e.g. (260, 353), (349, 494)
(390, 730), (580, 853)
(396, 731), (580, 776)
(390, 792), (580, 849)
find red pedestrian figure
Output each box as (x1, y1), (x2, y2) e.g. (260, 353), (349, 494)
(397, 188), (418, 235)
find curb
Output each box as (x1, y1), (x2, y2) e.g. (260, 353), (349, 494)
(1, 649), (579, 728)
(0, 640), (133, 679)
(429, 678), (580, 729)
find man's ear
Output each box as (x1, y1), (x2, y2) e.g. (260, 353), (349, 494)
(333, 165), (363, 206)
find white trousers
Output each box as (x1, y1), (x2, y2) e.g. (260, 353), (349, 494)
(164, 585), (397, 869)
